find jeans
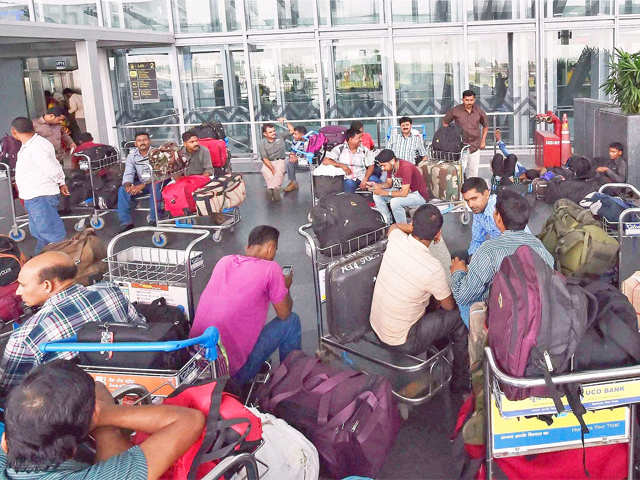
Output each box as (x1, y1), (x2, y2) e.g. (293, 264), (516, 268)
(117, 182), (162, 226)
(24, 194), (66, 254)
(286, 157), (297, 183)
(233, 312), (302, 384)
(373, 190), (426, 224)
(343, 174), (382, 194)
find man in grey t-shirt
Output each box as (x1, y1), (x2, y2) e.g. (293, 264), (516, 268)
(178, 130), (213, 177)
(259, 123), (289, 202)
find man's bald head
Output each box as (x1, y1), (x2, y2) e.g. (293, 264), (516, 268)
(17, 252), (77, 307)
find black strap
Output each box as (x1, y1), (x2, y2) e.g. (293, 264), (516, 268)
(563, 384), (590, 477)
(532, 347), (565, 414)
(601, 313), (640, 361)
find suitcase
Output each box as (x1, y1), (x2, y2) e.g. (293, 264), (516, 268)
(418, 159), (462, 201)
(325, 243), (385, 343)
(193, 173), (246, 216)
(622, 271), (640, 331)
(198, 137), (228, 168)
(312, 173), (344, 200)
(319, 125), (347, 149)
(161, 175), (210, 217)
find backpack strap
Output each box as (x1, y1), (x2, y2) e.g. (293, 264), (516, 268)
(600, 312), (640, 361)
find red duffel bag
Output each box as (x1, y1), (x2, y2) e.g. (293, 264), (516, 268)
(133, 378), (262, 480)
(161, 175), (210, 218)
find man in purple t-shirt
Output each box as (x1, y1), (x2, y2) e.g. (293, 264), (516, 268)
(370, 148), (431, 224)
(190, 225), (301, 384)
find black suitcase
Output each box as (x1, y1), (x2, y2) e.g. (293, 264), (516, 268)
(312, 173), (344, 200)
(310, 193), (385, 256)
(325, 244), (385, 343)
(132, 297), (190, 338)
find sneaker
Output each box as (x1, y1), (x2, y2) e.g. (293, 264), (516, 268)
(272, 188), (281, 202)
(118, 224), (134, 233)
(267, 188), (274, 201)
(283, 181), (298, 193)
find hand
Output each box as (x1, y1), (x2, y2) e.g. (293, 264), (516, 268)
(341, 165), (353, 176)
(284, 271), (293, 289)
(480, 140), (486, 150)
(288, 153), (298, 164)
(451, 257), (467, 274)
(132, 184), (145, 195)
(276, 117), (286, 124)
(359, 181), (371, 191)
(373, 185), (386, 196)
(59, 184), (70, 196)
(596, 166), (609, 173)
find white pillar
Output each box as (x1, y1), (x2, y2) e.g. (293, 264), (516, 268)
(75, 39), (109, 143)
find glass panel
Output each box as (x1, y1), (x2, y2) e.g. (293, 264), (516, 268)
(35, 0), (97, 25)
(179, 46), (251, 155)
(173, 0), (241, 33)
(468, 32), (537, 145)
(545, 29), (612, 128)
(618, 30), (640, 52)
(546, 0), (612, 17)
(246, 0), (276, 29)
(468, 0), (534, 20)
(394, 36), (463, 118)
(250, 43), (321, 121)
(0, 1), (30, 21)
(620, 0), (640, 13)
(278, 0), (314, 28)
(392, 0), (461, 23)
(103, 0), (169, 30)
(318, 0), (380, 26)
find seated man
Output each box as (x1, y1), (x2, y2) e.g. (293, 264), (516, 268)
(370, 204), (469, 392)
(280, 117), (307, 193)
(1, 360), (204, 480)
(177, 130), (213, 177)
(386, 116), (427, 164)
(371, 149), (430, 225)
(0, 251), (145, 396)
(451, 190), (554, 327)
(596, 141), (627, 183)
(350, 120), (374, 150)
(462, 177), (530, 256)
(190, 225), (301, 384)
(322, 128), (377, 193)
(117, 131), (164, 232)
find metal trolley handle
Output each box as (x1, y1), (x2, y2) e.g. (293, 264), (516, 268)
(39, 326), (220, 362)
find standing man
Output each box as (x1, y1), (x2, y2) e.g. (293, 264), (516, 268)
(10, 117), (68, 254)
(32, 106), (76, 164)
(259, 123), (288, 202)
(386, 116), (427, 164)
(178, 130), (213, 177)
(443, 90), (488, 178)
(63, 88), (85, 135)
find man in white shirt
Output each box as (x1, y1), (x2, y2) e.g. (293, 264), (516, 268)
(11, 117), (68, 253)
(63, 88), (85, 133)
(322, 128), (377, 193)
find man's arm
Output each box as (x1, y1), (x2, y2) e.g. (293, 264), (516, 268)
(479, 111), (489, 149)
(43, 141), (66, 187)
(442, 109), (454, 128)
(373, 183), (410, 198)
(361, 164), (376, 187)
(390, 222), (412, 234)
(61, 128), (76, 150)
(416, 136), (428, 160)
(467, 215), (484, 255)
(122, 154), (137, 187)
(278, 117), (295, 135)
(438, 294), (456, 311)
(451, 249), (495, 306)
(322, 147), (352, 175)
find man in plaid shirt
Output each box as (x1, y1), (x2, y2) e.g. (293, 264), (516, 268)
(0, 251), (145, 396)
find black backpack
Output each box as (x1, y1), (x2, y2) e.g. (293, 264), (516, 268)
(0, 235), (25, 287)
(574, 281), (640, 370)
(567, 156), (593, 179)
(431, 125), (463, 155)
(544, 178), (600, 205)
(194, 122), (226, 140)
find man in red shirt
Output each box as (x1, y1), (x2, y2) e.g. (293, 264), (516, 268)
(370, 149), (431, 224)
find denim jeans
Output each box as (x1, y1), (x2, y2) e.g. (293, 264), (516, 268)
(286, 157), (297, 183)
(343, 174), (382, 194)
(233, 311), (302, 384)
(24, 194), (66, 254)
(373, 190), (426, 224)
(117, 182), (162, 226)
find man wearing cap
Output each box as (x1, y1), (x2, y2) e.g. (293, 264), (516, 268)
(32, 106), (76, 164)
(370, 149), (431, 225)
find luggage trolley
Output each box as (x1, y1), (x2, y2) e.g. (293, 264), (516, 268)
(484, 346), (640, 480)
(71, 148), (123, 231)
(298, 223), (453, 406)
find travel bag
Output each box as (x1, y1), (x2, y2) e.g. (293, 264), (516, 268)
(539, 199), (619, 277)
(132, 297), (190, 338)
(149, 142), (189, 176)
(418, 159), (462, 201)
(325, 243), (385, 343)
(0, 235), (26, 287)
(310, 193), (386, 256)
(193, 173), (246, 216)
(0, 282), (23, 323)
(256, 350), (401, 479)
(319, 125), (347, 149)
(40, 228), (107, 286)
(431, 124), (463, 156)
(198, 137), (228, 168)
(622, 271), (640, 330)
(312, 169), (344, 200)
(193, 121), (226, 141)
(162, 175), (210, 217)
(544, 177), (601, 205)
(0, 135), (20, 171)
(134, 378), (263, 480)
(77, 144), (119, 166)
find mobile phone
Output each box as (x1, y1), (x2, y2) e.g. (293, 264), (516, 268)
(282, 265), (293, 276)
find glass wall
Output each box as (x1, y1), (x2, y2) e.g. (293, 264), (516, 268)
(0, 1), (29, 20)
(103, 0), (169, 30)
(392, 0), (461, 23)
(468, 0), (534, 20)
(318, 0), (380, 26)
(246, 0), (314, 29)
(34, 0), (98, 25)
(546, 0), (612, 17)
(619, 29), (640, 52)
(620, 1), (640, 13)
(173, 0), (241, 32)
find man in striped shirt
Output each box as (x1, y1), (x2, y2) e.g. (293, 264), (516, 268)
(0, 360), (204, 479)
(450, 190), (554, 327)
(386, 116), (427, 165)
(0, 251), (145, 396)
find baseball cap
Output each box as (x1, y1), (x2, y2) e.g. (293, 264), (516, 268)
(375, 149), (395, 164)
(46, 106), (66, 116)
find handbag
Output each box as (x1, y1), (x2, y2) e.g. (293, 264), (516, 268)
(194, 173), (246, 216)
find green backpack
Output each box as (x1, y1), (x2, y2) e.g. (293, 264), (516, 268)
(539, 199), (619, 277)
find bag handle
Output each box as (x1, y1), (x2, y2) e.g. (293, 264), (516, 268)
(313, 370), (366, 425)
(600, 312), (640, 361)
(266, 357), (318, 410)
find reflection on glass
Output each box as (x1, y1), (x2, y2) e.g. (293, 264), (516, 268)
(547, 0), (611, 17)
(618, 30), (640, 52)
(246, 0), (313, 29)
(250, 43), (320, 121)
(318, 0), (380, 26)
(392, 0), (460, 23)
(173, 0), (240, 33)
(546, 29), (612, 124)
(35, 0), (97, 25)
(620, 0), (640, 13)
(394, 37), (463, 117)
(103, 1), (168, 30)
(0, 1), (29, 21)
(468, 0), (534, 20)
(468, 32), (537, 144)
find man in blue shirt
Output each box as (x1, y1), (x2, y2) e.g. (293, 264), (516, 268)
(0, 360), (204, 480)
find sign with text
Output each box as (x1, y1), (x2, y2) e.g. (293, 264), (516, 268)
(128, 61), (160, 104)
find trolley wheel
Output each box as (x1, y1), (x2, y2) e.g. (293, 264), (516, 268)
(74, 219), (86, 232)
(146, 214), (153, 223)
(89, 216), (105, 230)
(212, 230), (223, 243)
(460, 209), (471, 225)
(152, 232), (168, 248)
(9, 228), (25, 242)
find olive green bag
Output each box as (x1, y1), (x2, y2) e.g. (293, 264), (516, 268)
(539, 199), (619, 276)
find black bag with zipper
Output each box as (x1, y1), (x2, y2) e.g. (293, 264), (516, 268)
(132, 297), (190, 339)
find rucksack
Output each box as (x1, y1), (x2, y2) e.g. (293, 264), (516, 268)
(319, 125), (347, 149)
(149, 142), (189, 176)
(193, 122), (226, 141)
(0, 135), (20, 170)
(574, 281), (640, 370)
(306, 132), (327, 154)
(543, 177), (600, 205)
(198, 137), (227, 168)
(538, 199), (619, 277)
(161, 174), (210, 217)
(431, 124), (463, 155)
(0, 235), (26, 287)
(567, 156), (592, 179)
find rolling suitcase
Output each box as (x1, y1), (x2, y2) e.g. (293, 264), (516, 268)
(418, 159), (461, 201)
(325, 243), (385, 343)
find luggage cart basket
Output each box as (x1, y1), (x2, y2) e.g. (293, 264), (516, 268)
(298, 223), (453, 406)
(484, 346), (640, 480)
(71, 148), (123, 231)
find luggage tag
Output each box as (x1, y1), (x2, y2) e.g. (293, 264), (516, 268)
(100, 329), (114, 360)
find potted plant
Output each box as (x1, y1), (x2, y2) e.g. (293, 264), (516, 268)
(602, 48), (640, 115)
